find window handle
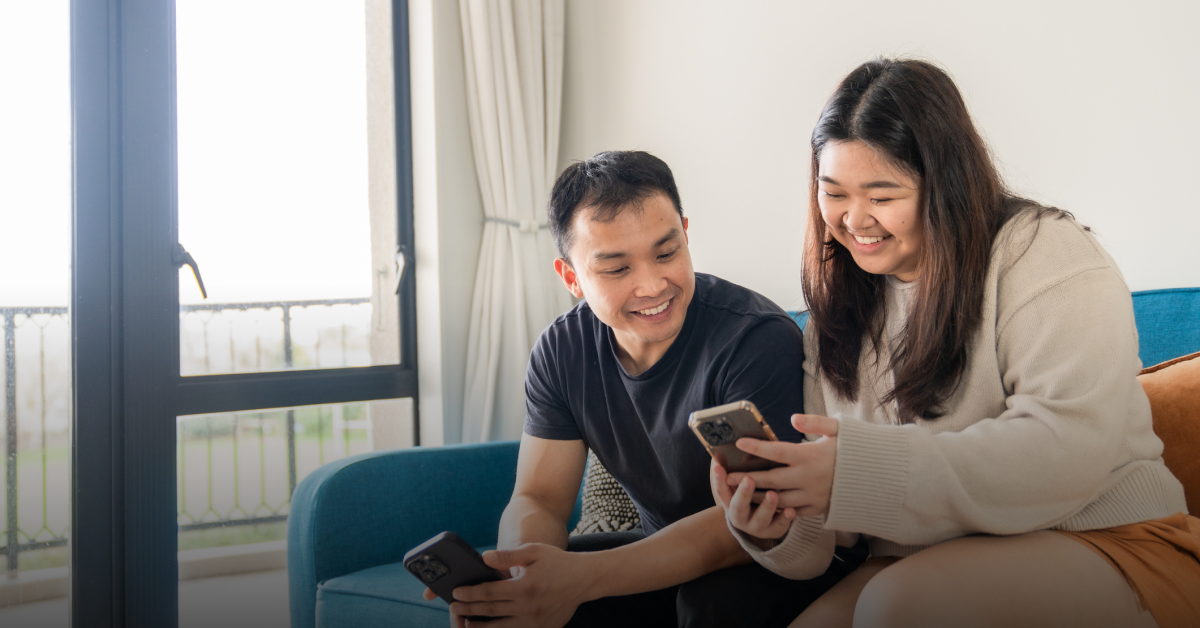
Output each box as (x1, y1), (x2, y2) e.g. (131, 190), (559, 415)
(173, 243), (208, 299)
(393, 244), (410, 295)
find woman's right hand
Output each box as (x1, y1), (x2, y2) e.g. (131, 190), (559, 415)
(710, 458), (796, 541)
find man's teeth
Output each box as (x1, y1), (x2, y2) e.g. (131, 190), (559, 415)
(637, 301), (670, 316)
(854, 235), (886, 244)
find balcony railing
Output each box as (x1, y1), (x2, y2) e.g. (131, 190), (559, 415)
(2, 298), (376, 575)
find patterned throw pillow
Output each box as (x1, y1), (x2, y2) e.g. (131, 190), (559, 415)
(570, 450), (641, 535)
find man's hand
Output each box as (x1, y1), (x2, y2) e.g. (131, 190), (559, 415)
(425, 543), (595, 628)
(724, 413), (839, 518)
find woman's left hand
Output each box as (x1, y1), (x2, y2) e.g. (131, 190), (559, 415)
(726, 413), (840, 518)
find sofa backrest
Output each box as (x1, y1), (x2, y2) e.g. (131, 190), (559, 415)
(787, 286), (1200, 369)
(1132, 288), (1200, 367)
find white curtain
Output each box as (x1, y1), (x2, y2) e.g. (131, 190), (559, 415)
(459, 0), (573, 442)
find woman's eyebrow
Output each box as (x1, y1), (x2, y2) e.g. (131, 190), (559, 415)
(861, 180), (903, 189)
(819, 175), (902, 190)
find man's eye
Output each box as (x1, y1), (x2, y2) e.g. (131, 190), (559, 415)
(658, 250), (676, 260)
(604, 267), (628, 276)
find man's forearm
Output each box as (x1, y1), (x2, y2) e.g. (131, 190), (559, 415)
(576, 506), (750, 601)
(497, 494), (572, 550)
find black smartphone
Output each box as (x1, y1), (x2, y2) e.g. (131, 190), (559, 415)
(689, 400), (785, 473)
(403, 531), (506, 605)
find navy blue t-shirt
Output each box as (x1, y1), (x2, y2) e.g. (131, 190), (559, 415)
(523, 273), (806, 534)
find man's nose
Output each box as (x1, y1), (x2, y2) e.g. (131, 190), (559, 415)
(632, 264), (669, 297)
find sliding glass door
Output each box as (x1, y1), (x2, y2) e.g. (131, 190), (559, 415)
(69, 1), (415, 626)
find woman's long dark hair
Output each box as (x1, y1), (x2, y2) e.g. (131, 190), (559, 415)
(803, 58), (1044, 421)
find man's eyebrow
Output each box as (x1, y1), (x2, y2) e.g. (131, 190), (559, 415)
(592, 228), (682, 261)
(653, 228), (681, 248)
(819, 175), (904, 190)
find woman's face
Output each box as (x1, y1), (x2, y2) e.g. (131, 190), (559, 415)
(817, 140), (924, 282)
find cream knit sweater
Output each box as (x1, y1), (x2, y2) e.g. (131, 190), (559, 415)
(733, 209), (1189, 579)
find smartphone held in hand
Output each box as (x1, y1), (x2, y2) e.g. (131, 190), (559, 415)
(689, 400), (784, 473)
(403, 531), (505, 604)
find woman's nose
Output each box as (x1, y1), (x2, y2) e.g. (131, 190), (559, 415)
(843, 201), (876, 231)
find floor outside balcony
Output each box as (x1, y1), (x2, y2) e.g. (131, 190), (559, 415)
(0, 567), (291, 628)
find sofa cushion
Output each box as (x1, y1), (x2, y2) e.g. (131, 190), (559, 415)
(1139, 350), (1200, 515)
(314, 545), (497, 628)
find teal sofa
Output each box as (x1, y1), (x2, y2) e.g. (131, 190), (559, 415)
(288, 287), (1200, 628)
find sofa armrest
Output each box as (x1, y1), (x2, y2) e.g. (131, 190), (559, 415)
(288, 441), (522, 628)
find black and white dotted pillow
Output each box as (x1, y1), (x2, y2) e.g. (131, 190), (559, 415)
(570, 450), (641, 536)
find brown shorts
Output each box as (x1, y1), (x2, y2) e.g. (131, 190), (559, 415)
(1057, 513), (1200, 628)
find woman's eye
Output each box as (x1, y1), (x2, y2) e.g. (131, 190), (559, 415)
(870, 198), (892, 205)
(822, 191), (844, 199)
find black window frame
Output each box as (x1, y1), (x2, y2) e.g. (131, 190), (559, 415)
(69, 1), (415, 624)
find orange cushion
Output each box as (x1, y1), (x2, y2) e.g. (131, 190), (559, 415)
(1139, 351), (1200, 515)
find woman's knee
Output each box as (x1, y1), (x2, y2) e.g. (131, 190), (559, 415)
(851, 566), (931, 628)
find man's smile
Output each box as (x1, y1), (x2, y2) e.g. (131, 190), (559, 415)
(633, 299), (671, 316)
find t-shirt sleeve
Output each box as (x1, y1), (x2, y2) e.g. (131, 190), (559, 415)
(523, 329), (583, 441)
(719, 316), (807, 443)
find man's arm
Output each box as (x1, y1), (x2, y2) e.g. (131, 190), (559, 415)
(567, 505), (751, 599)
(498, 433), (588, 550)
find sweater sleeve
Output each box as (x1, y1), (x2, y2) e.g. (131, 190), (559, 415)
(726, 514), (837, 580)
(825, 260), (1155, 545)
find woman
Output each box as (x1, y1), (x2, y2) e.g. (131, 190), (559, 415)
(710, 58), (1200, 628)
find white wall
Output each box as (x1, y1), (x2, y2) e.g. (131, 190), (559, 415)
(410, 0), (484, 445)
(560, 0), (1200, 310)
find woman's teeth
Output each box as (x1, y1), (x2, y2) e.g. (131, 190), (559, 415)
(854, 235), (886, 244)
(637, 300), (670, 316)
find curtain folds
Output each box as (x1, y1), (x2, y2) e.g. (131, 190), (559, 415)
(459, 0), (573, 442)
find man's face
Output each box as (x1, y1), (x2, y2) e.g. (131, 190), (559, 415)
(554, 191), (695, 367)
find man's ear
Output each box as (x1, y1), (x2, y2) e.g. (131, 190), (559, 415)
(682, 217), (689, 243)
(554, 258), (585, 299)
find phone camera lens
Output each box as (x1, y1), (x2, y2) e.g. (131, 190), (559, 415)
(701, 420), (736, 446)
(407, 555), (450, 584)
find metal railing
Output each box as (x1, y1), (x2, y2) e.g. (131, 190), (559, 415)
(2, 307), (69, 576)
(2, 299), (376, 575)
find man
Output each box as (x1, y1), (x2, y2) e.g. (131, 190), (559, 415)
(426, 151), (865, 627)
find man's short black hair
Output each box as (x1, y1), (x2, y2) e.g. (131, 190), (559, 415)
(547, 150), (684, 262)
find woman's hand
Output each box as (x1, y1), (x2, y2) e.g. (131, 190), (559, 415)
(712, 456), (797, 540)
(725, 413), (840, 518)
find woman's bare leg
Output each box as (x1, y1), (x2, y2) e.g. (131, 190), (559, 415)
(851, 531), (1157, 628)
(791, 558), (899, 628)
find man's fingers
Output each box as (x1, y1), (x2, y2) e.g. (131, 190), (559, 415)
(422, 586), (436, 601)
(452, 579), (514, 603)
(449, 599), (515, 619)
(792, 413), (839, 437)
(465, 618), (520, 628)
(481, 546), (535, 571)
